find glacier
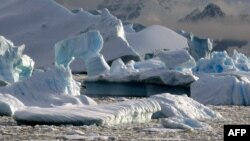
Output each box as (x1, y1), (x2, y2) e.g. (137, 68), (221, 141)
(191, 75), (250, 105)
(0, 36), (34, 83)
(0, 65), (97, 116)
(193, 51), (250, 74)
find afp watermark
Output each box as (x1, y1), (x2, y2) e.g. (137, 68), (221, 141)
(224, 125), (250, 141)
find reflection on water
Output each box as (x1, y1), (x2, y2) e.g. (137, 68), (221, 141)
(84, 81), (190, 97)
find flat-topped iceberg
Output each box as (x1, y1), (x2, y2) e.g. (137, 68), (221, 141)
(13, 93), (221, 127)
(14, 98), (161, 126)
(193, 51), (250, 74)
(0, 65), (96, 116)
(0, 36), (34, 83)
(191, 75), (250, 105)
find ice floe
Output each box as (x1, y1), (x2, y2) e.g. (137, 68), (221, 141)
(161, 117), (211, 130)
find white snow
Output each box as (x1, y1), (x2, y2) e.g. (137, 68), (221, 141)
(0, 36), (34, 83)
(13, 99), (161, 126)
(191, 75), (250, 105)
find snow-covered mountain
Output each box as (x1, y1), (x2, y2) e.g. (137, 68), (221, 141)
(179, 3), (226, 22)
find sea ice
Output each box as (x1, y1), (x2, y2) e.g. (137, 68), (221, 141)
(0, 36), (34, 83)
(161, 117), (211, 130)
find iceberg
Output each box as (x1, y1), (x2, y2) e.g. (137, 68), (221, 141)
(193, 51), (250, 74)
(179, 30), (213, 61)
(191, 75), (250, 105)
(86, 54), (110, 77)
(0, 0), (139, 71)
(87, 57), (196, 87)
(14, 99), (160, 126)
(158, 50), (196, 71)
(55, 31), (110, 75)
(0, 65), (97, 116)
(55, 31), (103, 67)
(0, 36), (34, 83)
(150, 93), (221, 119)
(126, 25), (189, 56)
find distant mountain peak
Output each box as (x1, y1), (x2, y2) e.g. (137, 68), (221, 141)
(180, 3), (226, 22)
